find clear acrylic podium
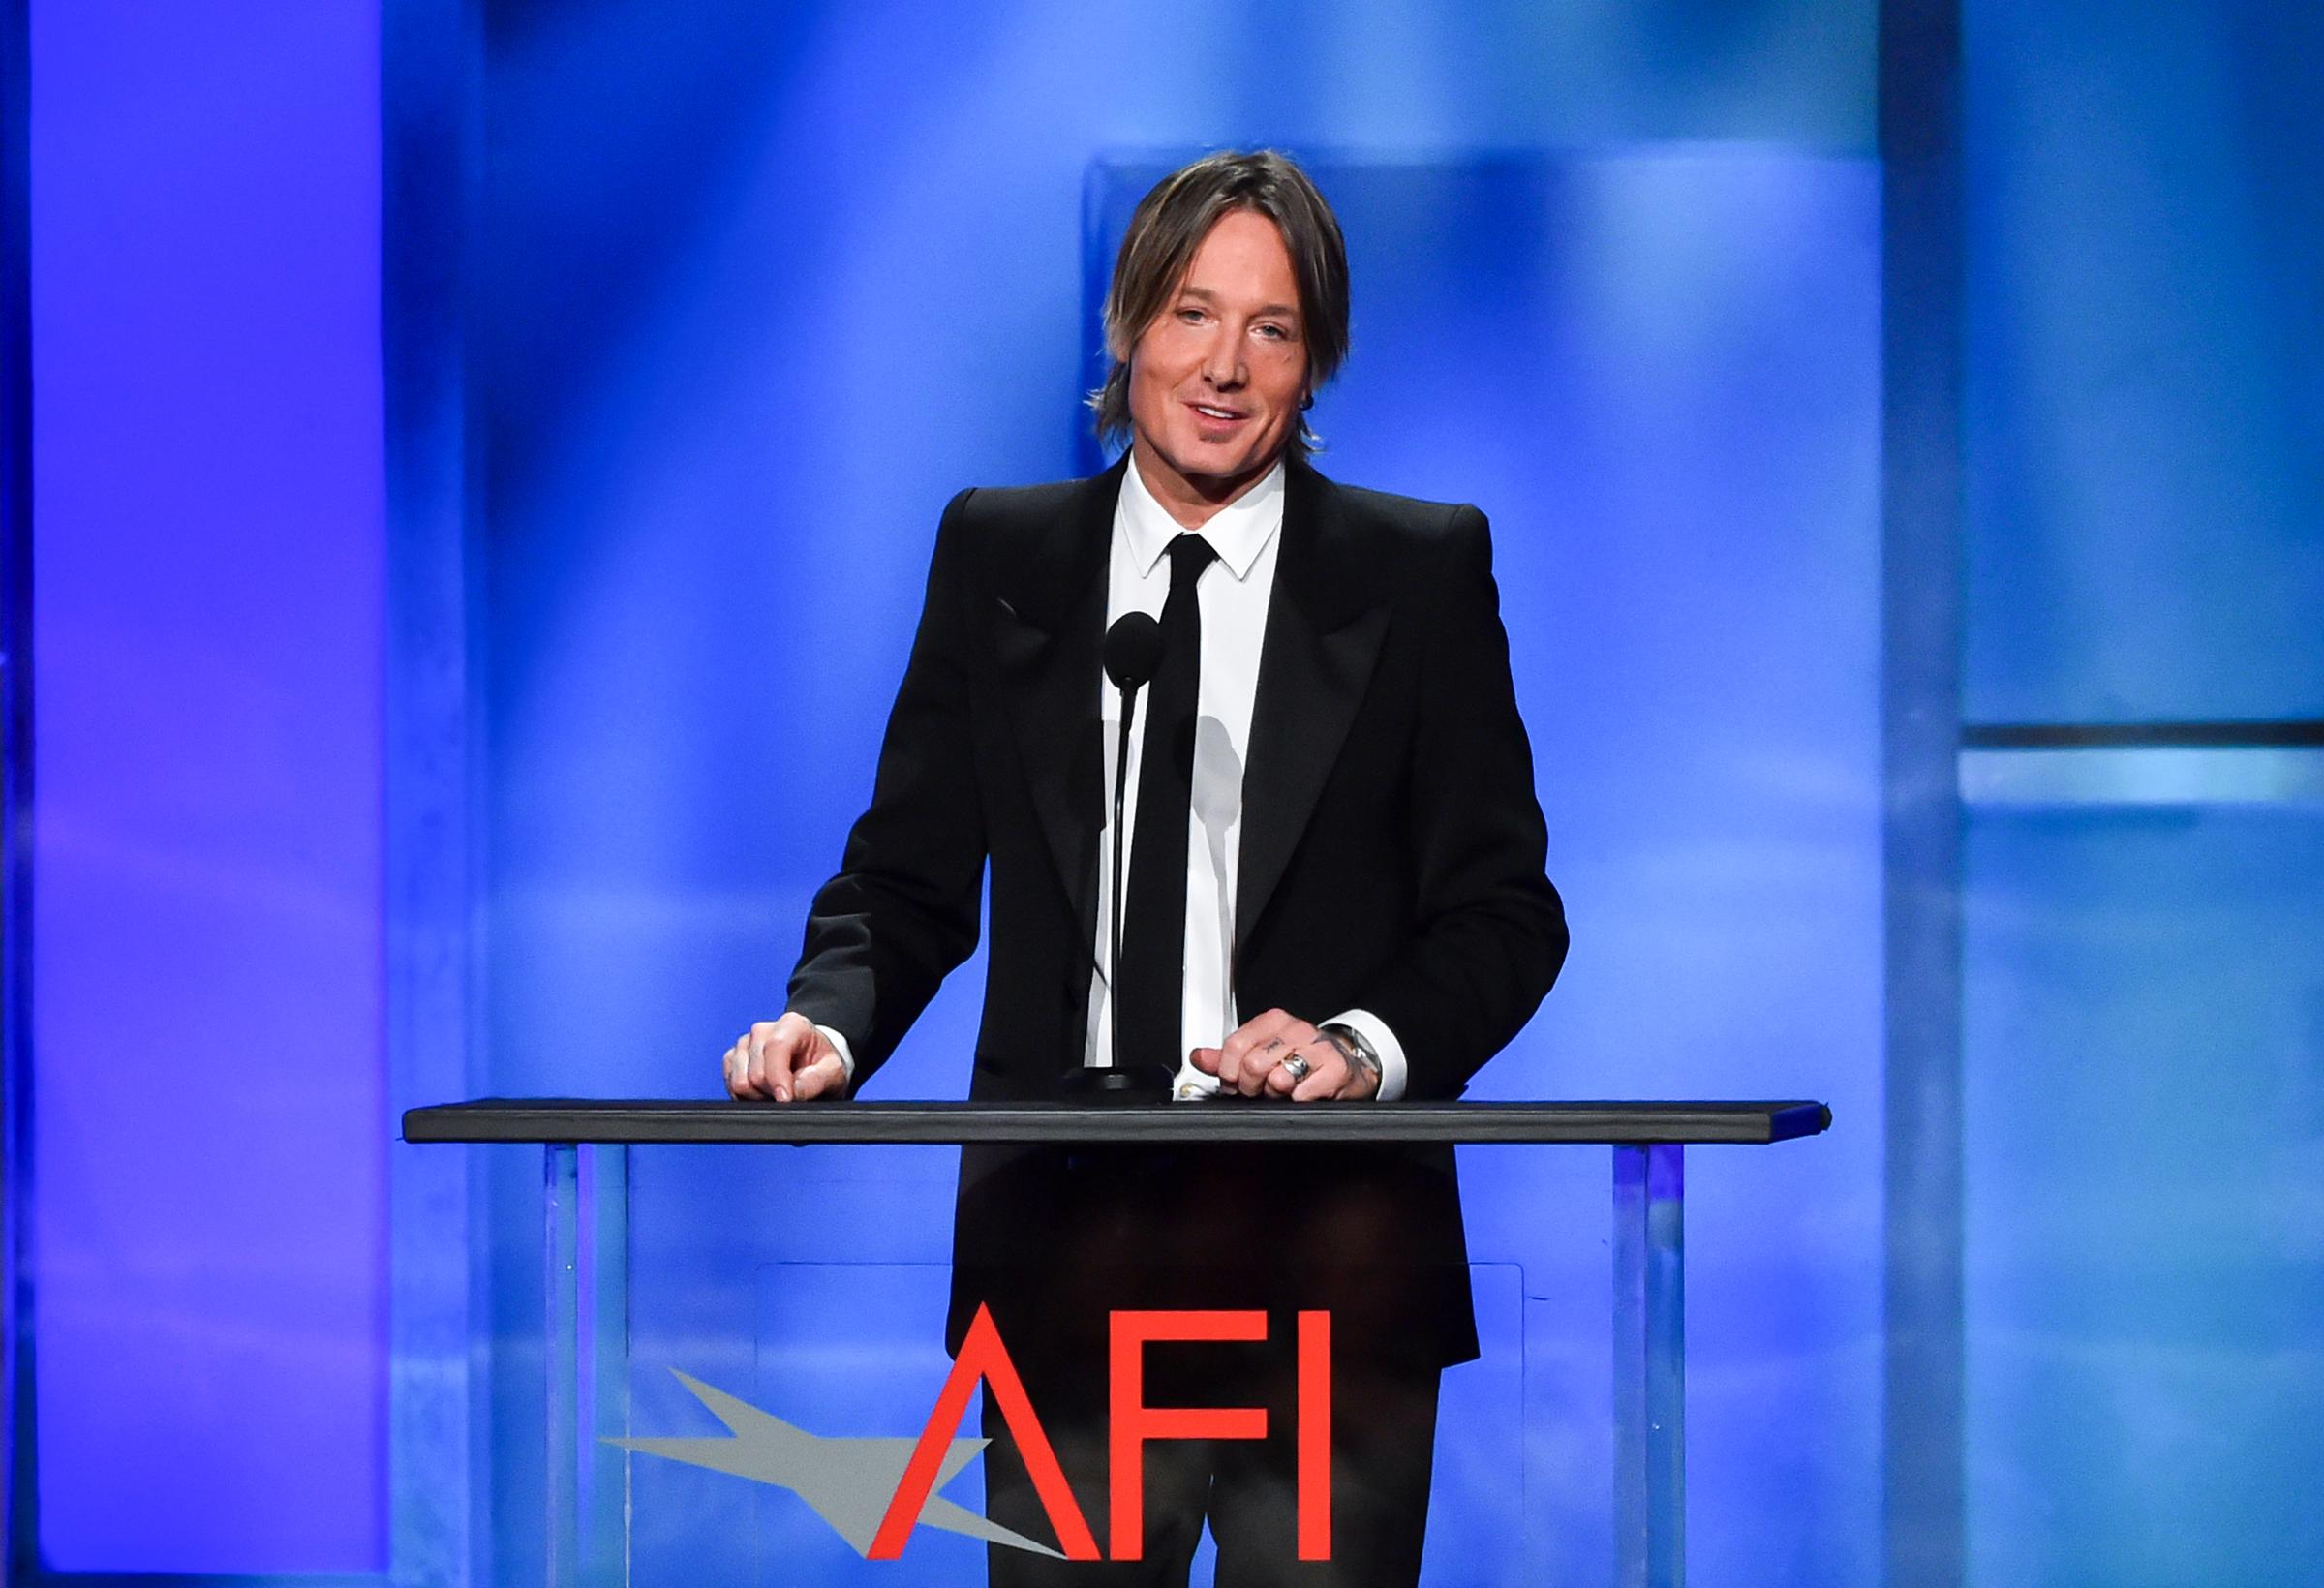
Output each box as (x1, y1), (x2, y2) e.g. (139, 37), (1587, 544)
(404, 1099), (1829, 1588)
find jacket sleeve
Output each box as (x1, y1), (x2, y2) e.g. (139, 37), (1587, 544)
(783, 488), (988, 1089)
(1360, 504), (1569, 1099)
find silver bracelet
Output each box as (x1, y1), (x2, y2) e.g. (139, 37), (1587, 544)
(1319, 1023), (1382, 1088)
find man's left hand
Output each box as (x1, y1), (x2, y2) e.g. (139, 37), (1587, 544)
(1191, 1009), (1379, 1101)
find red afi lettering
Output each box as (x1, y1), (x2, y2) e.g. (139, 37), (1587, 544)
(1108, 1310), (1270, 1560)
(871, 1305), (1334, 1562)
(869, 1304), (1099, 1560)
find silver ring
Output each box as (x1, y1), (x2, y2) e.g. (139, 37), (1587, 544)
(1278, 1053), (1312, 1083)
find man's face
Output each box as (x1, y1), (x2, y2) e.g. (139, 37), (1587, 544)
(1125, 208), (1310, 507)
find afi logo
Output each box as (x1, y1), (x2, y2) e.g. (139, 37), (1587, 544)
(615, 1305), (1334, 1562)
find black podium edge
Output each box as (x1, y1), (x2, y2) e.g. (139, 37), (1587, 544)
(400, 1098), (1833, 1146)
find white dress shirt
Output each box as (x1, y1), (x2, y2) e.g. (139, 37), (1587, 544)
(1085, 456), (1407, 1102)
(816, 456), (1408, 1101)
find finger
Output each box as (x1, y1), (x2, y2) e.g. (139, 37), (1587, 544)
(791, 1051), (845, 1101)
(723, 1041), (752, 1099)
(1268, 1033), (1330, 1098)
(1220, 1010), (1288, 1090)
(1291, 1042), (1349, 1102)
(1238, 1035), (1291, 1096)
(731, 1033), (772, 1099)
(1293, 1029), (1362, 1102)
(1244, 1021), (1319, 1097)
(1218, 1009), (1295, 1085)
(767, 1036), (799, 1103)
(1265, 1043), (1309, 1096)
(1190, 1047), (1222, 1075)
(749, 1023), (800, 1103)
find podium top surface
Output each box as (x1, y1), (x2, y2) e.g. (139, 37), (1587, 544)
(401, 1098), (1832, 1146)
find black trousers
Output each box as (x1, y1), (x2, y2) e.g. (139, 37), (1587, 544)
(956, 1147), (1462, 1587)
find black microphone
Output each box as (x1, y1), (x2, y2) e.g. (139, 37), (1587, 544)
(1065, 614), (1173, 1101)
(1103, 611), (1162, 693)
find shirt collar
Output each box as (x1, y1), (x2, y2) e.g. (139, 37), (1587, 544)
(1116, 453), (1286, 582)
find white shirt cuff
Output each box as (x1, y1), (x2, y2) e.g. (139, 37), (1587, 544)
(1322, 1008), (1406, 1101)
(809, 1022), (857, 1086)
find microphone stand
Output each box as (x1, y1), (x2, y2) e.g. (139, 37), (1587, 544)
(1061, 612), (1172, 1103)
(1108, 682), (1139, 1079)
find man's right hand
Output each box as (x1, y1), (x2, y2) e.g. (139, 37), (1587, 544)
(724, 1014), (846, 1102)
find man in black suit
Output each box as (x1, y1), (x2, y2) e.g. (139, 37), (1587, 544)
(725, 151), (1566, 1586)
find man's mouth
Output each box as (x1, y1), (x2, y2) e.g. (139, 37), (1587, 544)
(1188, 403), (1246, 423)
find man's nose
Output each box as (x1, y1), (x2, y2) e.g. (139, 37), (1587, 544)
(1200, 327), (1245, 388)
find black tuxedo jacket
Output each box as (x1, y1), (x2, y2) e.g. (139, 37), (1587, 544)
(785, 454), (1568, 1363)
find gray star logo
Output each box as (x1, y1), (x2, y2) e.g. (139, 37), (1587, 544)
(605, 1369), (1063, 1559)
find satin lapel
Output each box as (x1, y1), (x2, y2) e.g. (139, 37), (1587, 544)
(994, 459), (1123, 955)
(1237, 462), (1389, 950)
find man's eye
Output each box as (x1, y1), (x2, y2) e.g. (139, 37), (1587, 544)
(1177, 307), (1206, 323)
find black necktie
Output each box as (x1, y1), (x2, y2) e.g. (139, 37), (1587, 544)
(1116, 533), (1218, 1072)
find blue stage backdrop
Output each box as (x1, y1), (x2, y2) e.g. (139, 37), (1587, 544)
(25, 0), (386, 1572)
(1957, 5), (2324, 1585)
(469, 0), (1882, 1574)
(16, 0), (2324, 1582)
